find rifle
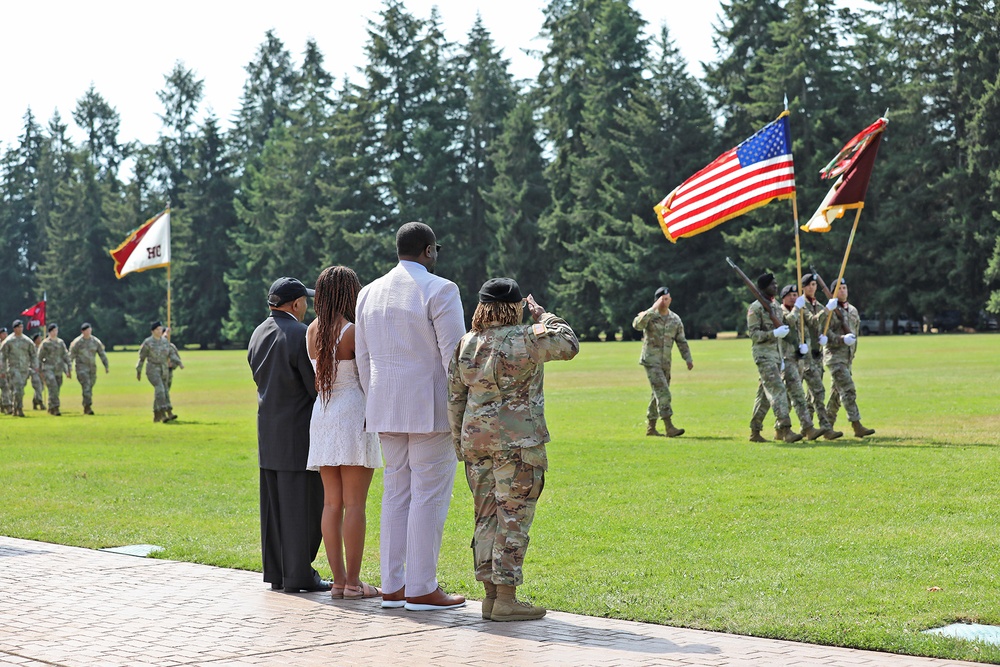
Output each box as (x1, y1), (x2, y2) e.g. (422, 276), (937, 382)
(726, 257), (782, 327)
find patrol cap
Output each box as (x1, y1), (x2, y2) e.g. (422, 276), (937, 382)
(150, 320), (163, 331)
(654, 286), (669, 299)
(12, 319), (23, 328)
(478, 278), (522, 303)
(801, 272), (818, 286)
(779, 284), (798, 299)
(47, 323), (58, 332)
(80, 322), (92, 331)
(267, 277), (314, 307)
(756, 273), (775, 290)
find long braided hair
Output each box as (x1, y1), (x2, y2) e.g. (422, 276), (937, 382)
(471, 301), (524, 332)
(314, 266), (361, 403)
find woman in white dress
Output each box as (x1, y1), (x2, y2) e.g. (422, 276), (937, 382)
(306, 266), (383, 599)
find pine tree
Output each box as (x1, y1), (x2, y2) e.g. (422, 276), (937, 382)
(156, 62), (205, 203)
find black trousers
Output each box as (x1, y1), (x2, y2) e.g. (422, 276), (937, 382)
(259, 468), (324, 588)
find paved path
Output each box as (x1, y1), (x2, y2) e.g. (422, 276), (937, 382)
(0, 536), (980, 666)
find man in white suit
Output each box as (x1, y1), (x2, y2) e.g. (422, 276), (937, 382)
(356, 222), (467, 611)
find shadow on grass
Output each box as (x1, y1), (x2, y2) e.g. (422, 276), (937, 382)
(775, 436), (999, 449)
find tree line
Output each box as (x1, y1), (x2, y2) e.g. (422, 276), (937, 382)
(2, 0), (998, 348)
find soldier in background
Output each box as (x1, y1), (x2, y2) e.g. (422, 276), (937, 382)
(137, 321), (175, 423)
(0, 320), (39, 417)
(799, 274), (843, 440)
(448, 279), (579, 622)
(747, 274), (802, 444)
(632, 286), (693, 437)
(0, 327), (10, 414)
(163, 328), (184, 392)
(30, 332), (45, 410)
(38, 323), (71, 416)
(824, 279), (876, 438)
(68, 322), (110, 415)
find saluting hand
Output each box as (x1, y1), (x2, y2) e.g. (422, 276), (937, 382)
(526, 294), (545, 322)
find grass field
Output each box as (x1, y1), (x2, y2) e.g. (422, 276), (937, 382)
(1, 334), (999, 662)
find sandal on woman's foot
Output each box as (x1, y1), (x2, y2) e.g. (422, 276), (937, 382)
(330, 584), (346, 600)
(343, 582), (382, 600)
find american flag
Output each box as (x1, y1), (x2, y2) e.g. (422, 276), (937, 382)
(655, 113), (796, 243)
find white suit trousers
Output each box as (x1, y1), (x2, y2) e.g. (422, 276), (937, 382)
(379, 432), (457, 598)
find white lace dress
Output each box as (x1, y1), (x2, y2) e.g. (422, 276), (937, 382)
(307, 324), (382, 470)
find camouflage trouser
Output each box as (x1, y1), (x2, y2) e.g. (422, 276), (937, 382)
(463, 444), (546, 586)
(146, 364), (171, 411)
(166, 368), (174, 392)
(6, 368), (28, 412)
(827, 360), (861, 423)
(800, 354), (832, 429)
(752, 357), (814, 430)
(750, 357), (791, 430)
(42, 369), (64, 410)
(0, 373), (10, 411)
(643, 363), (673, 420)
(76, 366), (96, 409)
(30, 369), (44, 405)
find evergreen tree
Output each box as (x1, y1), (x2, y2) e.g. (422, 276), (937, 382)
(156, 62), (205, 202)
(231, 30), (298, 158)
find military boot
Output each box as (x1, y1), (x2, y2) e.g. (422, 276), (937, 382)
(15, 406), (26, 417)
(749, 430), (767, 443)
(801, 425), (825, 441)
(164, 409), (178, 422)
(490, 585), (546, 622)
(645, 419), (664, 437)
(83, 405), (94, 415)
(481, 581), (497, 620)
(823, 428), (843, 440)
(33, 399), (44, 410)
(663, 417), (685, 437)
(851, 421), (875, 437)
(775, 425), (803, 443)
(154, 410), (164, 423)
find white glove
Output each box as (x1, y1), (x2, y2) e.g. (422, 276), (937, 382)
(843, 333), (857, 346)
(794, 295), (806, 309)
(799, 343), (809, 355)
(826, 298), (838, 311)
(819, 334), (828, 345)
(773, 325), (790, 339)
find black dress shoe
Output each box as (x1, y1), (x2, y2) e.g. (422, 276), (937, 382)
(283, 574), (332, 593)
(270, 583), (283, 591)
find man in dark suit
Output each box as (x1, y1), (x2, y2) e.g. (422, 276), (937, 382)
(248, 277), (330, 593)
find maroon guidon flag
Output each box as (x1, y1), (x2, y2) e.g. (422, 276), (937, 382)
(21, 300), (46, 330)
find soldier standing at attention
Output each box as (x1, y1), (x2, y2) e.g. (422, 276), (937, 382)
(0, 327), (10, 414)
(799, 274), (843, 440)
(631, 286), (693, 437)
(824, 279), (875, 438)
(747, 274), (803, 443)
(69, 323), (110, 414)
(30, 332), (46, 410)
(137, 321), (175, 423)
(448, 279), (579, 622)
(38, 323), (71, 416)
(0, 320), (38, 417)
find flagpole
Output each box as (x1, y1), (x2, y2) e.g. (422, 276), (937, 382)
(792, 194), (805, 344)
(822, 206), (864, 336)
(167, 263), (172, 339)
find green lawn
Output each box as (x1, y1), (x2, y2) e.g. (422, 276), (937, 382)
(2, 335), (999, 662)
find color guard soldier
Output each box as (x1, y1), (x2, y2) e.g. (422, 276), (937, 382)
(137, 321), (176, 422)
(824, 279), (875, 437)
(799, 273), (843, 440)
(69, 322), (110, 415)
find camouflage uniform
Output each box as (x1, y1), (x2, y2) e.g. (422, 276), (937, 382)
(0, 333), (39, 415)
(631, 308), (692, 421)
(38, 336), (71, 411)
(825, 302), (862, 423)
(0, 332), (10, 413)
(800, 297), (833, 430)
(137, 335), (173, 414)
(747, 299), (792, 431)
(750, 304), (815, 430)
(447, 312), (579, 586)
(69, 334), (110, 412)
(166, 342), (182, 391)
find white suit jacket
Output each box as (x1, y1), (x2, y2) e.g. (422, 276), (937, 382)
(356, 261), (466, 434)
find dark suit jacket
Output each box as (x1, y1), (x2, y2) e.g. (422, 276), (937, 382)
(248, 310), (317, 471)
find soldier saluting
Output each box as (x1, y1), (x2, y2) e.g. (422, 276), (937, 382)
(632, 286), (693, 437)
(69, 322), (110, 415)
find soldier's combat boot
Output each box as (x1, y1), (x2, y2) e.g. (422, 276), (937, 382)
(490, 585), (546, 622)
(663, 417), (685, 437)
(851, 421), (875, 437)
(801, 425), (825, 441)
(154, 410), (164, 423)
(164, 409), (178, 422)
(83, 405), (94, 415)
(646, 419), (664, 437)
(749, 430), (767, 443)
(481, 581), (497, 620)
(775, 425), (803, 443)
(33, 399), (43, 410)
(823, 428), (843, 440)
(15, 407), (26, 417)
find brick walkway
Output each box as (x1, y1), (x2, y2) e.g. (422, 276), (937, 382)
(0, 536), (979, 666)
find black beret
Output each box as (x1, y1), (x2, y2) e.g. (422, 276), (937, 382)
(267, 277), (314, 307)
(479, 277), (523, 303)
(32, 332), (42, 341)
(836, 277), (847, 285)
(12, 319), (23, 328)
(47, 323), (58, 332)
(756, 273), (775, 290)
(150, 320), (163, 331)
(80, 322), (91, 331)
(779, 284), (798, 299)
(0, 327), (7, 333)
(801, 273), (817, 286)
(654, 286), (669, 299)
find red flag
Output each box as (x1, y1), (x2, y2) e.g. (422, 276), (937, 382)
(21, 301), (46, 329)
(654, 112), (796, 243)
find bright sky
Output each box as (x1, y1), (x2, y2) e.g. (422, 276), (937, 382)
(1, 1), (724, 152)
